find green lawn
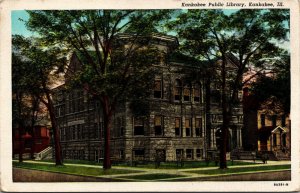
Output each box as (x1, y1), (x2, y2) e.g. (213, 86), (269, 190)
(121, 173), (185, 180)
(28, 159), (256, 169)
(13, 162), (141, 177)
(186, 164), (291, 175)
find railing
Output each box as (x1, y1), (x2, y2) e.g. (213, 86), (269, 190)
(35, 147), (52, 160)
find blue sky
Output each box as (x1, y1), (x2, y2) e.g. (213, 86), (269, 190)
(11, 9), (239, 37)
(11, 9), (289, 51)
(11, 11), (32, 37)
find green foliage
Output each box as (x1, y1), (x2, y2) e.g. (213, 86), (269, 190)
(26, 10), (170, 168)
(12, 35), (67, 164)
(169, 9), (290, 169)
(26, 10), (164, 106)
(251, 52), (290, 113)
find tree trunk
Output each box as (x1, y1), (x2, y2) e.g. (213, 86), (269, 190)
(205, 77), (212, 149)
(45, 92), (63, 166)
(19, 136), (24, 163)
(220, 57), (228, 169)
(102, 96), (113, 169)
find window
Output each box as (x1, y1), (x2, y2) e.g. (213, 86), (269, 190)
(56, 106), (63, 117)
(72, 126), (75, 140)
(186, 149), (193, 159)
(133, 149), (145, 160)
(81, 124), (86, 139)
(62, 150), (66, 158)
(185, 118), (191, 137)
(94, 150), (99, 161)
(176, 149), (183, 160)
(195, 118), (202, 137)
(281, 115), (286, 127)
(196, 149), (202, 158)
(272, 115), (277, 127)
(94, 123), (99, 139)
(174, 79), (182, 101)
(77, 125), (81, 140)
(99, 122), (104, 139)
(79, 150), (85, 160)
(194, 83), (201, 102)
(99, 150), (104, 158)
(60, 127), (63, 141)
(134, 117), (144, 136)
(120, 126), (124, 136)
(260, 114), (265, 126)
(183, 84), (191, 101)
(154, 80), (162, 99)
(211, 90), (221, 104)
(175, 117), (181, 137)
(273, 133), (277, 146)
(62, 127), (66, 141)
(119, 117), (125, 137)
(119, 150), (125, 159)
(154, 116), (163, 136)
(65, 127), (69, 141)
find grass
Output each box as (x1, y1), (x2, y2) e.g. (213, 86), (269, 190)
(26, 159), (256, 169)
(13, 162), (141, 177)
(186, 164), (291, 175)
(117, 160), (256, 169)
(121, 173), (185, 180)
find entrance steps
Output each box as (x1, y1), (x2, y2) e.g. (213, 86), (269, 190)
(35, 147), (53, 160)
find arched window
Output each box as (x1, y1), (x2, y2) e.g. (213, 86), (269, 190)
(194, 83), (202, 103)
(174, 79), (182, 101)
(183, 83), (192, 102)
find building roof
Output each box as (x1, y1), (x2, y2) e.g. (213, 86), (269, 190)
(258, 125), (287, 140)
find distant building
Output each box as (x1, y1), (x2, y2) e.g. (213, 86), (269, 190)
(243, 86), (291, 160)
(257, 97), (290, 155)
(53, 34), (244, 162)
(13, 126), (51, 158)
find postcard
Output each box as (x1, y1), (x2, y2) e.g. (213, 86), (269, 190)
(0, 0), (299, 192)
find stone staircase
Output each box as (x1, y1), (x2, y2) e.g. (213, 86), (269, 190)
(231, 149), (290, 161)
(273, 151), (290, 161)
(35, 146), (53, 160)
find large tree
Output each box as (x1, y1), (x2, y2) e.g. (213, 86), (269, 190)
(12, 52), (43, 162)
(12, 35), (67, 165)
(26, 10), (167, 169)
(170, 9), (289, 169)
